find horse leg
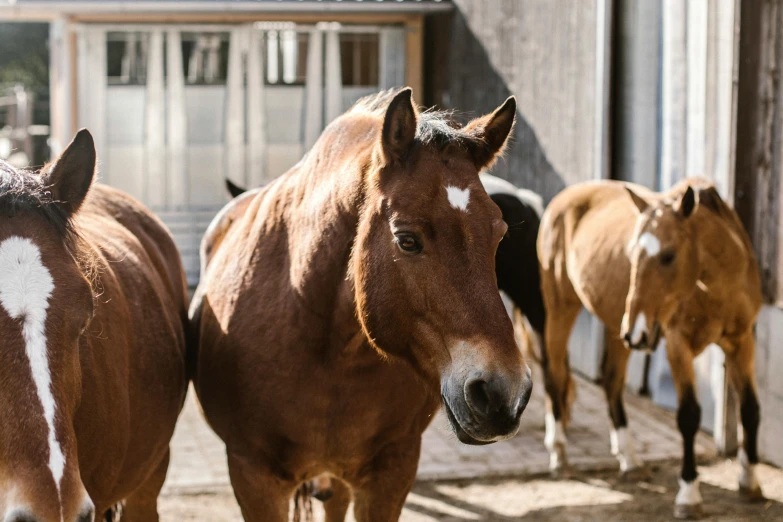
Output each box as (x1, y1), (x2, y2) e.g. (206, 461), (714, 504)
(602, 336), (643, 476)
(723, 330), (763, 501)
(227, 451), (295, 522)
(666, 336), (703, 520)
(323, 478), (352, 522)
(120, 449), (170, 522)
(351, 439), (420, 522)
(542, 302), (581, 475)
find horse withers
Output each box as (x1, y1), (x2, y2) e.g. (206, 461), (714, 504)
(190, 88), (533, 521)
(0, 131), (189, 522)
(538, 178), (763, 518)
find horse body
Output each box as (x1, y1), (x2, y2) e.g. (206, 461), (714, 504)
(538, 178), (763, 518)
(0, 131), (188, 522)
(74, 185), (189, 514)
(191, 89), (532, 521)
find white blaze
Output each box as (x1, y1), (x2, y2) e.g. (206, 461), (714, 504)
(0, 237), (65, 491)
(446, 185), (470, 211)
(622, 311), (648, 346)
(636, 231), (661, 256)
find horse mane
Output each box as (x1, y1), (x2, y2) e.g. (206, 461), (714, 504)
(348, 88), (488, 150)
(0, 159), (99, 293)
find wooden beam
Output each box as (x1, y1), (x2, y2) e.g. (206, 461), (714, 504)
(69, 12), (417, 24)
(405, 15), (424, 103)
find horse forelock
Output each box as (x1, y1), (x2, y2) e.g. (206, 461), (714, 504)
(0, 160), (99, 297)
(348, 89), (487, 151)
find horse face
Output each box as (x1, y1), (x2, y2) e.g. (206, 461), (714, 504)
(353, 90), (532, 445)
(0, 132), (97, 522)
(622, 186), (699, 351)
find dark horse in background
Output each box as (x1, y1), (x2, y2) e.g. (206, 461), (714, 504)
(190, 88), (536, 521)
(0, 131), (189, 522)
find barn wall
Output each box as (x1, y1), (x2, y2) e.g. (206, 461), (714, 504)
(733, 0), (783, 468)
(433, 0), (609, 203)
(430, 0), (612, 379)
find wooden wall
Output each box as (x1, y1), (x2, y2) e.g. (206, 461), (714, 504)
(733, 0), (783, 468)
(427, 0), (612, 380)
(427, 0), (609, 204)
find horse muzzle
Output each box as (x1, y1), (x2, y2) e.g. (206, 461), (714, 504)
(623, 321), (662, 352)
(441, 365), (533, 445)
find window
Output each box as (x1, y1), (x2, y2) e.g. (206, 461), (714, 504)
(340, 32), (379, 87)
(107, 32), (149, 85)
(264, 30), (309, 85)
(181, 32), (230, 85)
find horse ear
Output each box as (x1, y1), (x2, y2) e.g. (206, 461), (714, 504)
(45, 129), (96, 216)
(625, 186), (649, 214)
(674, 185), (696, 218)
(381, 88), (417, 164)
(465, 96), (516, 169)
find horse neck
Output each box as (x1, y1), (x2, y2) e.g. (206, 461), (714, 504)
(281, 115), (377, 319)
(692, 209), (756, 295)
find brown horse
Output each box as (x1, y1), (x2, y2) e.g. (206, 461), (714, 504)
(538, 178), (763, 518)
(0, 131), (189, 522)
(190, 88), (533, 521)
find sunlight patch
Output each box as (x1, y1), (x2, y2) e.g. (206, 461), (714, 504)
(435, 479), (633, 517)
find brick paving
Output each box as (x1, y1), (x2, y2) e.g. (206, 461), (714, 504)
(162, 373), (716, 495)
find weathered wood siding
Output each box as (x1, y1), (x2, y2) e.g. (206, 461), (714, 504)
(434, 0), (607, 203)
(733, 0), (783, 468)
(428, 0), (611, 379)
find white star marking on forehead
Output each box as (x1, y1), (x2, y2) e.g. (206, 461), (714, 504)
(446, 185), (470, 211)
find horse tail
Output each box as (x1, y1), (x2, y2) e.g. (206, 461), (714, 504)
(293, 482), (314, 522)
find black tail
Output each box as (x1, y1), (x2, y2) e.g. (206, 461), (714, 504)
(225, 178), (247, 198)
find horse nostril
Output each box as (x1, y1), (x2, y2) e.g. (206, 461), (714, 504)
(623, 332), (632, 344)
(465, 378), (491, 416)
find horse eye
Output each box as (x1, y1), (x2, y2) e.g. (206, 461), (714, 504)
(395, 233), (422, 254)
(660, 250), (676, 266)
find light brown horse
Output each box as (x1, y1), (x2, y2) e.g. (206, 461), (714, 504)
(538, 178), (763, 519)
(190, 88), (533, 521)
(0, 131), (189, 522)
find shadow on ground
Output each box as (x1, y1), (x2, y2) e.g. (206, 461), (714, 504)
(159, 458), (783, 521)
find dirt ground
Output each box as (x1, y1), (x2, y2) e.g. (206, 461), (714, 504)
(158, 457), (783, 521)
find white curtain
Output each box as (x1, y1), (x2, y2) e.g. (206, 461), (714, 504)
(324, 25), (343, 125)
(145, 29), (166, 208)
(379, 27), (406, 89)
(303, 26), (324, 150)
(76, 27), (107, 172)
(225, 28), (248, 187)
(167, 29), (188, 208)
(247, 28), (267, 187)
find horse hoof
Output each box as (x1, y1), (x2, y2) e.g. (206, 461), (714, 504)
(312, 488), (334, 502)
(673, 503), (703, 520)
(738, 484), (765, 503)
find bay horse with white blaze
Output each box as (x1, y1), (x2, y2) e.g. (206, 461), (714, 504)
(0, 131), (189, 522)
(222, 172), (547, 505)
(539, 178), (763, 519)
(190, 88), (533, 521)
